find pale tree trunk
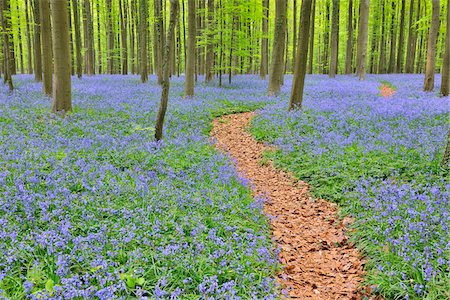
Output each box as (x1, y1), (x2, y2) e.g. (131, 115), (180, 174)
(40, 0), (52, 95)
(307, 0), (315, 74)
(289, 0), (312, 110)
(154, 0), (164, 84)
(120, 0), (128, 75)
(292, 0), (296, 71)
(268, 0), (286, 96)
(33, 0), (42, 81)
(405, 0), (414, 73)
(15, 2), (24, 74)
(424, 0), (440, 91)
(396, 0), (406, 73)
(106, 0), (114, 74)
(322, 1), (330, 74)
(140, 0), (148, 82)
(329, 0), (339, 77)
(83, 0), (95, 75)
(155, 0), (179, 141)
(25, 0), (33, 74)
(205, 0), (214, 82)
(184, 0), (195, 97)
(356, 0), (369, 80)
(387, 0), (396, 73)
(0, 0), (13, 91)
(260, 0), (268, 79)
(96, 0), (102, 74)
(51, 0), (72, 113)
(440, 0), (449, 96)
(345, 0), (353, 74)
(73, 0), (82, 78)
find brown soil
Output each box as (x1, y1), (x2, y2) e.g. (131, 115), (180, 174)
(380, 84), (396, 97)
(211, 112), (373, 299)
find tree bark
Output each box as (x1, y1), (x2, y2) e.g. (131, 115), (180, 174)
(140, 0), (148, 82)
(441, 130), (450, 167)
(388, 0), (397, 73)
(51, 0), (72, 113)
(405, 0), (417, 73)
(154, 0), (164, 84)
(289, 0), (312, 110)
(0, 0), (13, 91)
(25, 0), (33, 74)
(120, 0), (128, 75)
(396, 0), (406, 73)
(73, 0), (82, 78)
(329, 0), (339, 77)
(96, 0), (102, 74)
(424, 0), (440, 91)
(155, 0), (179, 141)
(322, 0), (330, 74)
(345, 0), (353, 74)
(268, 0), (286, 95)
(83, 0), (95, 75)
(40, 0), (53, 94)
(15, 2), (24, 74)
(356, 0), (369, 80)
(292, 0), (297, 71)
(33, 0), (42, 81)
(378, 0), (386, 74)
(260, 0), (269, 79)
(440, 0), (449, 96)
(205, 0), (214, 82)
(307, 0), (315, 74)
(184, 0), (196, 97)
(106, 0), (114, 74)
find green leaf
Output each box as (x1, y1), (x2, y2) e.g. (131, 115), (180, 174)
(45, 279), (54, 293)
(126, 276), (136, 288)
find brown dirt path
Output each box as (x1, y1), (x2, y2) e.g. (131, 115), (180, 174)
(211, 112), (368, 299)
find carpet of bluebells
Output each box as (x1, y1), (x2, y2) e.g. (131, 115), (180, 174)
(0, 75), (279, 299)
(250, 74), (450, 299)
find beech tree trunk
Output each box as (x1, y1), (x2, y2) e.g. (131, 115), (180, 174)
(396, 0), (406, 73)
(83, 0), (95, 75)
(154, 0), (164, 84)
(329, 0), (339, 77)
(388, 1), (397, 73)
(307, 0), (315, 74)
(140, 0), (148, 82)
(260, 0), (269, 79)
(73, 0), (82, 78)
(345, 0), (353, 74)
(205, 0), (214, 82)
(440, 0), (449, 96)
(356, 0), (369, 80)
(50, 0), (72, 113)
(292, 0), (296, 71)
(33, 0), (42, 81)
(405, 0), (416, 73)
(106, 0), (114, 74)
(119, 0), (128, 75)
(40, 0), (52, 95)
(322, 1), (330, 74)
(268, 0), (286, 95)
(184, 0), (196, 97)
(424, 0), (440, 91)
(25, 0), (33, 74)
(155, 0), (179, 141)
(0, 0), (13, 91)
(15, 2), (24, 74)
(289, 0), (312, 110)
(378, 0), (386, 74)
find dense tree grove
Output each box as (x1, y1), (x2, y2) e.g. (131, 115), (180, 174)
(0, 0), (448, 90)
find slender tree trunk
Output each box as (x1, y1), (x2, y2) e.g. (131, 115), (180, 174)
(441, 130), (450, 167)
(15, 2), (24, 74)
(329, 0), (339, 77)
(119, 0), (128, 74)
(356, 0), (370, 80)
(307, 0), (315, 74)
(205, 0), (214, 82)
(322, 0), (330, 74)
(396, 0), (406, 73)
(345, 0), (353, 74)
(73, 0), (82, 78)
(68, 0), (75, 76)
(388, 0), (397, 73)
(289, 0), (312, 110)
(51, 0), (72, 113)
(440, 0), (449, 96)
(33, 0), (42, 81)
(154, 0), (164, 84)
(106, 0), (114, 74)
(185, 0), (196, 97)
(96, 0), (102, 74)
(140, 0), (148, 82)
(268, 0), (286, 95)
(0, 0), (13, 90)
(424, 0), (440, 91)
(260, 0), (269, 79)
(405, 0), (415, 73)
(40, 0), (53, 94)
(129, 0), (136, 74)
(292, 0), (296, 71)
(155, 0), (179, 141)
(25, 0), (33, 74)
(369, 0), (378, 73)
(83, 0), (95, 75)
(378, 0), (386, 73)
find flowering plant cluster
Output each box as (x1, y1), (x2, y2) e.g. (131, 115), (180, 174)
(251, 74), (449, 299)
(0, 75), (278, 299)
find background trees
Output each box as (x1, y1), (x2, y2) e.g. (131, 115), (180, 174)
(0, 0), (448, 96)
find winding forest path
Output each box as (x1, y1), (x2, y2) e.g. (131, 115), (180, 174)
(211, 112), (367, 299)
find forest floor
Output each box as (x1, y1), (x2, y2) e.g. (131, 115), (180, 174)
(212, 113), (368, 299)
